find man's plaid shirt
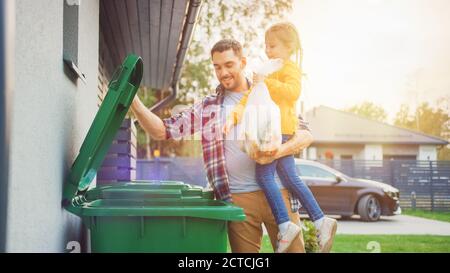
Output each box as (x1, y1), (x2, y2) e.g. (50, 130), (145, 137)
(162, 83), (310, 212)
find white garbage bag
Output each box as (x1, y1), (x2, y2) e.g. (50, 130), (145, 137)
(238, 58), (284, 157)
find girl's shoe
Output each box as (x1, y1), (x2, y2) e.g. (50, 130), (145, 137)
(317, 217), (338, 253)
(275, 222), (301, 253)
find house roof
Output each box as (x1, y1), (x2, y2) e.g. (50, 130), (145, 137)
(305, 105), (449, 145)
(100, 0), (200, 89)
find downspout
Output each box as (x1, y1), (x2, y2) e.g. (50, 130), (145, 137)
(149, 0), (203, 113)
(0, 0), (14, 252)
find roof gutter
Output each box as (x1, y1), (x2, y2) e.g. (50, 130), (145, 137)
(0, 0), (14, 252)
(149, 0), (203, 113)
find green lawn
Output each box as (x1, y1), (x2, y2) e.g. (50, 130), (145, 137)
(403, 209), (450, 223)
(256, 234), (450, 253)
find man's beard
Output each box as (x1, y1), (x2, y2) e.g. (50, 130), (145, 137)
(221, 75), (240, 90)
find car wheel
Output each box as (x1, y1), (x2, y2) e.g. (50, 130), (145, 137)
(358, 194), (381, 222)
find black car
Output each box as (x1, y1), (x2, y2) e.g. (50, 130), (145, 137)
(294, 159), (401, 222)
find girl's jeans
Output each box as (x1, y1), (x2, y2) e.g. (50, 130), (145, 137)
(255, 134), (325, 225)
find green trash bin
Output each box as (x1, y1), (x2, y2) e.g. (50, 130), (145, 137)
(62, 54), (245, 253)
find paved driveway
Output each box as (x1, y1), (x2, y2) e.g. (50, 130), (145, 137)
(263, 215), (450, 236)
(334, 215), (450, 235)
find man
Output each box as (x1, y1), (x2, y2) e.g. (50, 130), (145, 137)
(130, 39), (323, 253)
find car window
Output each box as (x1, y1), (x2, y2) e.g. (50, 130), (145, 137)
(297, 164), (336, 179)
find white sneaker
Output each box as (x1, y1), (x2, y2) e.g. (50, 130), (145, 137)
(276, 222), (301, 253)
(317, 217), (338, 253)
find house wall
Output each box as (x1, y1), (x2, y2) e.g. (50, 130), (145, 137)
(308, 143), (434, 161)
(307, 147), (317, 160)
(6, 0), (99, 252)
(97, 27), (114, 106)
(308, 144), (365, 160)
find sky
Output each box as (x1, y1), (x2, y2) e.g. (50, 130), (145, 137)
(287, 0), (450, 121)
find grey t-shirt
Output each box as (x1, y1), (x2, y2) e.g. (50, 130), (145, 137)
(221, 90), (284, 193)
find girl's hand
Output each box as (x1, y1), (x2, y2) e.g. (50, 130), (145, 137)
(252, 72), (266, 84)
(222, 117), (235, 135)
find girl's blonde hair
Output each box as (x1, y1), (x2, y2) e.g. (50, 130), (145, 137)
(265, 22), (303, 70)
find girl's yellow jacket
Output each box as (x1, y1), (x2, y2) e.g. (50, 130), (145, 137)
(229, 59), (301, 135)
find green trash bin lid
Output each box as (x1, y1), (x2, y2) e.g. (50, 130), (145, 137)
(62, 54), (143, 206)
(79, 181), (245, 221)
(62, 55), (245, 222)
(84, 180), (209, 200)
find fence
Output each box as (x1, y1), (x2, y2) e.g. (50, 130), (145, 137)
(136, 157), (208, 188)
(136, 158), (450, 211)
(317, 160), (450, 211)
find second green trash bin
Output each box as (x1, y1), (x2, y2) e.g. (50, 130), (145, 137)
(62, 54), (245, 253)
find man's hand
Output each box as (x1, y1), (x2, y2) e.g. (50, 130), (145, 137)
(247, 142), (279, 165)
(250, 150), (279, 165)
(249, 130), (313, 165)
(249, 147), (282, 165)
(252, 72), (266, 84)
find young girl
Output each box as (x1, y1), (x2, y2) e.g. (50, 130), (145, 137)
(224, 22), (337, 253)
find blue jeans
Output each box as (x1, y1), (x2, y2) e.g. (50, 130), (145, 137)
(255, 135), (324, 224)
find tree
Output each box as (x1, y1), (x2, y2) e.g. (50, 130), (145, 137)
(142, 0), (295, 158)
(177, 0), (294, 104)
(344, 101), (388, 123)
(394, 100), (450, 160)
(394, 104), (415, 129)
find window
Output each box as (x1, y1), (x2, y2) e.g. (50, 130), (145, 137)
(63, 0), (86, 83)
(297, 164), (336, 180)
(383, 155), (416, 160)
